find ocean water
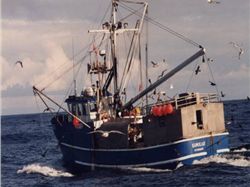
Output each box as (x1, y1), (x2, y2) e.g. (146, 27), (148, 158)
(1, 100), (250, 187)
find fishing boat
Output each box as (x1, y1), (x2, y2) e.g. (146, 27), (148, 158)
(33, 0), (229, 172)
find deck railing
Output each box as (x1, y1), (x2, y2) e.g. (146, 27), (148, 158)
(146, 92), (220, 111)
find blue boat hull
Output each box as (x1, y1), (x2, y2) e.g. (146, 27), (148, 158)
(55, 126), (229, 172)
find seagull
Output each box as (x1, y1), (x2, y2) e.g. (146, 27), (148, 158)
(229, 42), (244, 60)
(121, 88), (126, 95)
(221, 91), (225, 97)
(151, 61), (159, 68)
(207, 0), (220, 4)
(195, 65), (201, 75)
(170, 84), (174, 89)
(157, 91), (166, 96)
(207, 58), (214, 63)
(209, 81), (216, 86)
(15, 61), (23, 68)
(162, 59), (167, 63)
(148, 79), (152, 84)
(157, 69), (168, 79)
(43, 107), (55, 112)
(153, 89), (157, 95)
(88, 130), (125, 138)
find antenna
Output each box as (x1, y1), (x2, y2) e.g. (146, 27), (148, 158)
(72, 38), (77, 96)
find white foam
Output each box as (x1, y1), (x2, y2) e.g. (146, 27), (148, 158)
(193, 155), (250, 167)
(121, 166), (171, 173)
(175, 162), (184, 169)
(232, 148), (248, 153)
(17, 163), (74, 177)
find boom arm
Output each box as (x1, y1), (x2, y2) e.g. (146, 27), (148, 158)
(123, 48), (205, 109)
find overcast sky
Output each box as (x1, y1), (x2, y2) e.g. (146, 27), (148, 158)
(1, 0), (249, 115)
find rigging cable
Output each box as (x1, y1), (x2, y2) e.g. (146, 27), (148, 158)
(185, 60), (199, 92)
(205, 54), (221, 100)
(35, 31), (108, 91)
(34, 18), (112, 88)
(119, 22), (139, 92)
(41, 53), (89, 91)
(33, 42), (91, 89)
(118, 2), (201, 48)
(91, 2), (111, 49)
(139, 33), (143, 92)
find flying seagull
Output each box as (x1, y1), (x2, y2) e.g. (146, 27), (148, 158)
(158, 69), (168, 79)
(221, 91), (225, 97)
(229, 42), (244, 60)
(15, 61), (23, 68)
(207, 58), (214, 63)
(43, 107), (55, 112)
(148, 79), (152, 84)
(209, 81), (216, 86)
(207, 0), (220, 4)
(195, 65), (201, 75)
(88, 130), (125, 138)
(153, 89), (157, 95)
(170, 84), (174, 89)
(151, 61), (159, 68)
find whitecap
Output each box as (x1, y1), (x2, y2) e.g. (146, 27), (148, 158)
(193, 155), (250, 167)
(175, 162), (184, 169)
(120, 166), (171, 173)
(232, 148), (248, 153)
(17, 163), (74, 177)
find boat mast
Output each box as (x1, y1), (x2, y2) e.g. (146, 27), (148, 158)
(111, 0), (118, 95)
(88, 0), (148, 112)
(145, 6), (149, 112)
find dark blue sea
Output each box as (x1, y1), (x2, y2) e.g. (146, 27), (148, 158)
(1, 100), (250, 187)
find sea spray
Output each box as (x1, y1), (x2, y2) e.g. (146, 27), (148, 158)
(120, 166), (172, 173)
(17, 163), (73, 177)
(193, 154), (250, 167)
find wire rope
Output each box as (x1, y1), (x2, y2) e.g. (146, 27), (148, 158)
(118, 2), (201, 48)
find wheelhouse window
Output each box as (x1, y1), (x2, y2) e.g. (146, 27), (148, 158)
(81, 104), (87, 115)
(89, 103), (97, 112)
(67, 103), (79, 115)
(76, 104), (81, 116)
(72, 104), (77, 115)
(67, 103), (72, 112)
(196, 110), (203, 129)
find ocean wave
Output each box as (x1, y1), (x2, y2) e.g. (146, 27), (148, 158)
(120, 166), (172, 173)
(193, 154), (250, 167)
(232, 148), (248, 153)
(17, 163), (73, 177)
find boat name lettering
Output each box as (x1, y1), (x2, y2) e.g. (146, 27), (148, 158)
(192, 141), (206, 148)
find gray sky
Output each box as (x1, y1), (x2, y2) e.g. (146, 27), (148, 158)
(1, 0), (250, 115)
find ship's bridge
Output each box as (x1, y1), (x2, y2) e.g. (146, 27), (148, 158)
(65, 90), (97, 122)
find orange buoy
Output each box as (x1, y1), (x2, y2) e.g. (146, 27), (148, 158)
(152, 105), (166, 117)
(159, 105), (164, 116)
(165, 104), (174, 114)
(162, 105), (169, 115)
(156, 106), (163, 117)
(73, 117), (80, 128)
(152, 106), (158, 116)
